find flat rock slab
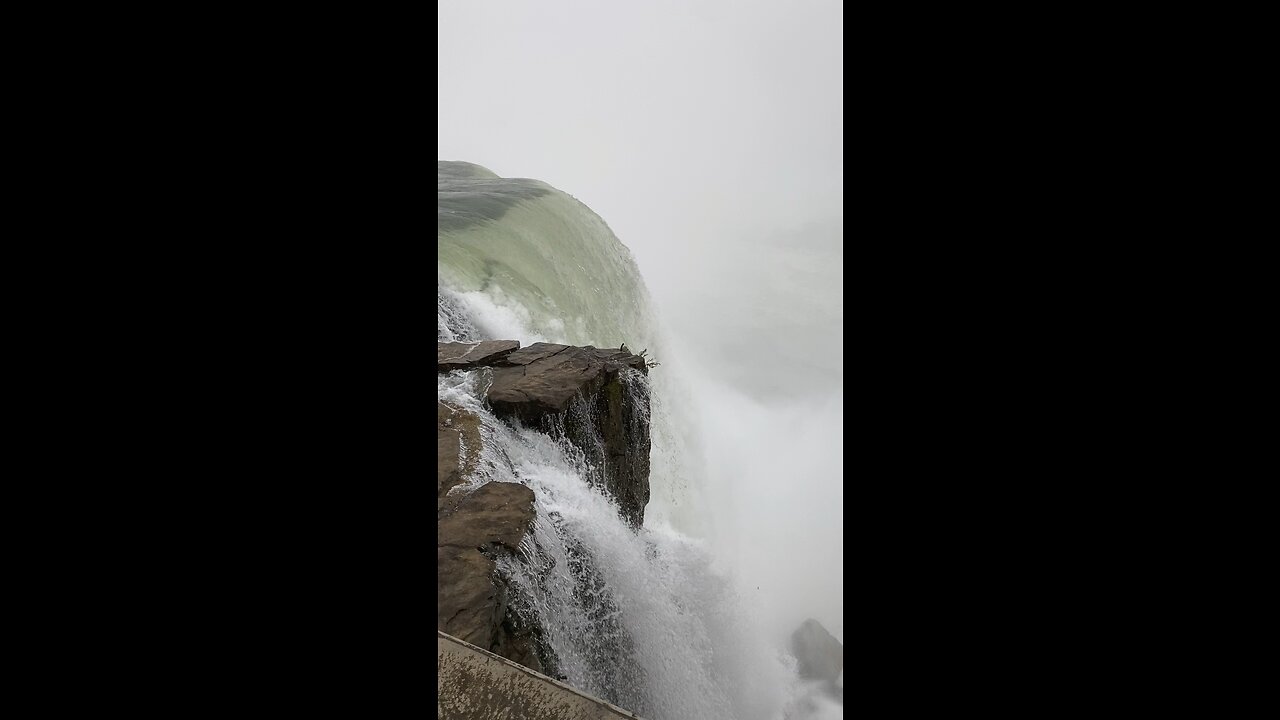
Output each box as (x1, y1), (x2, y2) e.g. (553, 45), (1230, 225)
(438, 340), (521, 372)
(487, 343), (646, 417)
(498, 342), (571, 366)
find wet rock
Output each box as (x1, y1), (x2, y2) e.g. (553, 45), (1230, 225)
(438, 402), (482, 509)
(486, 343), (650, 527)
(438, 481), (541, 672)
(487, 343), (645, 414)
(437, 339), (654, 681)
(438, 340), (521, 372)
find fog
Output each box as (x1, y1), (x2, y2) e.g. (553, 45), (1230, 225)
(439, 0), (843, 648)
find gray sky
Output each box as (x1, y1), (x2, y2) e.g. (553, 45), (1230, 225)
(438, 0), (843, 317)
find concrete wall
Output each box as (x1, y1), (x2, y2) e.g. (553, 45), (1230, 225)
(438, 631), (642, 720)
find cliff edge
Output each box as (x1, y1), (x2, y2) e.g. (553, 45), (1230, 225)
(437, 340), (652, 676)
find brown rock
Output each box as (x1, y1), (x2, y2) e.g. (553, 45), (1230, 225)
(488, 343), (645, 415)
(436, 340), (654, 680)
(496, 342), (572, 367)
(486, 343), (650, 526)
(438, 481), (540, 671)
(438, 402), (482, 514)
(438, 340), (521, 373)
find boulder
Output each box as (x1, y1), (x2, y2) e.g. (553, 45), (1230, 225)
(437, 480), (542, 672)
(791, 618), (844, 683)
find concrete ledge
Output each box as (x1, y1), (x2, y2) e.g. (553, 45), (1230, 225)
(438, 631), (642, 719)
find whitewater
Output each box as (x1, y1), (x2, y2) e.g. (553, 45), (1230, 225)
(438, 160), (842, 720)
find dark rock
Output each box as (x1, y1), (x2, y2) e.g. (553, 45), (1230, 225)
(437, 481), (541, 672)
(487, 343), (650, 526)
(791, 618), (844, 683)
(490, 610), (545, 675)
(438, 340), (521, 372)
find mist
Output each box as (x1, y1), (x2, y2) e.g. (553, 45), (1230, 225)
(438, 0), (844, 666)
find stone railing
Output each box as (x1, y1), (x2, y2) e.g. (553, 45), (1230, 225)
(438, 631), (643, 719)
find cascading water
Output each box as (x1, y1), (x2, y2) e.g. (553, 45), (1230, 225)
(438, 161), (840, 720)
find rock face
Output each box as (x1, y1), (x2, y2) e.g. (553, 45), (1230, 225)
(438, 402), (482, 512)
(437, 340), (652, 527)
(438, 479), (543, 673)
(488, 343), (650, 527)
(438, 397), (543, 671)
(437, 339), (653, 678)
(791, 619), (844, 703)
